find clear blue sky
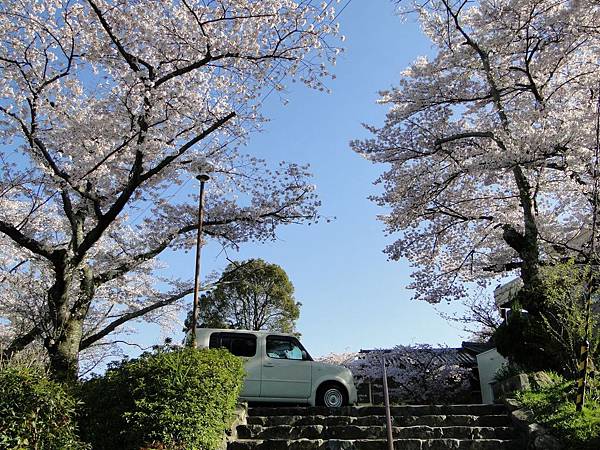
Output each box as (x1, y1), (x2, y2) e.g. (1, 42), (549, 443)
(145, 0), (473, 357)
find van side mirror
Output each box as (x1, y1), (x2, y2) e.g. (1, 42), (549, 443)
(301, 350), (308, 360)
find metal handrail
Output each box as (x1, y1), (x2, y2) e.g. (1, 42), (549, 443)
(382, 355), (394, 450)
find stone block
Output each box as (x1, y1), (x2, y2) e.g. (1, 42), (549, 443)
(529, 372), (555, 390)
(532, 434), (563, 450)
(503, 398), (521, 412)
(494, 374), (530, 399)
(510, 408), (532, 432)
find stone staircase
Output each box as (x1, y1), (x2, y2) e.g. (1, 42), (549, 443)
(228, 404), (524, 449)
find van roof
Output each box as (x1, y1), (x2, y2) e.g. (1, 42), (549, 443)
(195, 328), (296, 338)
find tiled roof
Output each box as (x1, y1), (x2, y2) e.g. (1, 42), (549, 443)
(494, 278), (523, 307)
(461, 341), (494, 354)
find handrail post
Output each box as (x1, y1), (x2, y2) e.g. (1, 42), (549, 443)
(382, 354), (394, 450)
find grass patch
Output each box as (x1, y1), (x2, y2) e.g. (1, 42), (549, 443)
(516, 377), (600, 450)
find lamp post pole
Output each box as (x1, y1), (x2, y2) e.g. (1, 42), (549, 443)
(190, 173), (210, 347)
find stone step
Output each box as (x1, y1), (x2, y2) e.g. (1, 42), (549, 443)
(236, 425), (517, 440)
(228, 438), (522, 450)
(246, 414), (512, 428)
(247, 405), (508, 418)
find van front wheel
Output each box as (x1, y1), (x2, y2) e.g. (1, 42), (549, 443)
(317, 382), (347, 408)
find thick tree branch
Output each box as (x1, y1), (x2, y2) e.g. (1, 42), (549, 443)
(154, 52), (291, 88)
(442, 0), (510, 127)
(94, 233), (176, 285)
(482, 261), (523, 272)
(79, 288), (193, 350)
(77, 112), (236, 267)
(0, 220), (55, 259)
(60, 190), (78, 238)
(1, 326), (42, 360)
(434, 131), (495, 148)
(85, 0), (154, 76)
(140, 111), (236, 182)
(75, 150), (144, 261)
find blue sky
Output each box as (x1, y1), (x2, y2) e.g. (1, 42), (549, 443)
(147, 0), (476, 358)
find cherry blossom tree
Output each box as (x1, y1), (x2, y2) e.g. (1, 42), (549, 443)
(352, 0), (600, 304)
(320, 345), (472, 404)
(0, 0), (341, 380)
(318, 351), (358, 367)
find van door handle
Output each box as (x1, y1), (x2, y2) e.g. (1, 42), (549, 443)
(263, 363), (274, 367)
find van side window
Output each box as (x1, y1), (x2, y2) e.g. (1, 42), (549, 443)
(266, 336), (309, 361)
(209, 332), (257, 357)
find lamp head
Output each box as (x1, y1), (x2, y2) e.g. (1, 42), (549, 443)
(193, 158), (213, 182)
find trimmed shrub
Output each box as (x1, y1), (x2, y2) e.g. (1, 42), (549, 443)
(0, 365), (88, 450)
(79, 346), (245, 450)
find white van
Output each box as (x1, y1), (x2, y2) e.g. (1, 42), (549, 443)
(195, 328), (357, 407)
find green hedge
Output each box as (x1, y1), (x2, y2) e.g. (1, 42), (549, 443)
(79, 346), (245, 450)
(0, 365), (88, 450)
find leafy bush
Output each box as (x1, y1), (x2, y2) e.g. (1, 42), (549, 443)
(79, 346), (245, 450)
(0, 365), (88, 450)
(495, 261), (599, 377)
(516, 374), (600, 450)
(492, 362), (524, 383)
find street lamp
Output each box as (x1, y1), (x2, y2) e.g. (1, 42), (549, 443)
(189, 171), (210, 347)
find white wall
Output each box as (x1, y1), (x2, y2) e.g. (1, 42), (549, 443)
(476, 348), (508, 404)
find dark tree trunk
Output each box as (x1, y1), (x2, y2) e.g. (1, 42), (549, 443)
(44, 259), (94, 381)
(47, 327), (82, 382)
(502, 166), (543, 312)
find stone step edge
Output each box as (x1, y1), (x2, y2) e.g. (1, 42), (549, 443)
(247, 406), (508, 417)
(247, 404), (505, 408)
(247, 412), (510, 422)
(246, 412), (509, 416)
(237, 425), (518, 440)
(248, 405), (506, 410)
(246, 414), (511, 420)
(240, 425), (515, 431)
(243, 418), (514, 430)
(227, 439), (522, 450)
(241, 425), (516, 430)
(231, 438), (518, 443)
